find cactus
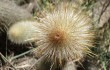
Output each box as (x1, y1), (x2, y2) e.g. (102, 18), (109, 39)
(0, 1), (32, 32)
(32, 3), (95, 66)
(8, 20), (38, 44)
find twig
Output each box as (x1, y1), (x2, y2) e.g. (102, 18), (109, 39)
(98, 0), (110, 24)
(11, 48), (35, 60)
(0, 52), (17, 70)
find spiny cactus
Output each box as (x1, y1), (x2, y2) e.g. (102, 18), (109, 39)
(33, 3), (95, 65)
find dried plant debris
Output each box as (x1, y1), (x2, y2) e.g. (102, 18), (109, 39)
(91, 0), (110, 70)
(93, 0), (110, 58)
(0, 54), (38, 70)
(93, 0), (110, 28)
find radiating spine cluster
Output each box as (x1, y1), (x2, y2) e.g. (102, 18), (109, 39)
(34, 3), (94, 65)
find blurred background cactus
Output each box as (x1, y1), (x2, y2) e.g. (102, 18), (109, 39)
(0, 0), (110, 70)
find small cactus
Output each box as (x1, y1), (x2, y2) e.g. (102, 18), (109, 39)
(8, 21), (38, 44)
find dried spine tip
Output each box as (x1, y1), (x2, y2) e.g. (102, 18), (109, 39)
(34, 3), (94, 65)
(8, 21), (38, 44)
